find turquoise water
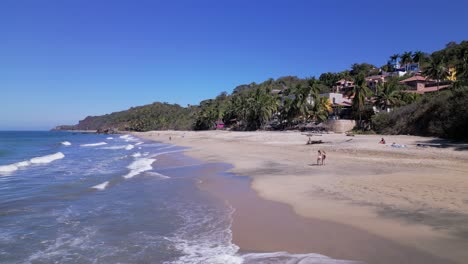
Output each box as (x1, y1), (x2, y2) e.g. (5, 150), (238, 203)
(0, 131), (358, 264)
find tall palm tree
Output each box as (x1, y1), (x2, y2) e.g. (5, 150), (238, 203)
(347, 75), (371, 128)
(390, 54), (399, 64)
(400, 51), (413, 66)
(412, 51), (426, 65)
(374, 82), (402, 112)
(422, 58), (450, 92)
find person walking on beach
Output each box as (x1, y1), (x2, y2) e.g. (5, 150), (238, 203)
(317, 150), (322, 165)
(321, 150), (326, 165)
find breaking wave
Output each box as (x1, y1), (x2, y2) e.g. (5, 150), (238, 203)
(0, 152), (65, 174)
(80, 142), (107, 147)
(123, 158), (156, 179)
(91, 181), (109, 191)
(61, 141), (71, 146)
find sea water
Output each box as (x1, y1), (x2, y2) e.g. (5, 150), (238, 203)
(0, 131), (358, 264)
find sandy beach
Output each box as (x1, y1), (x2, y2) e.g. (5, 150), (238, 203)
(135, 130), (468, 263)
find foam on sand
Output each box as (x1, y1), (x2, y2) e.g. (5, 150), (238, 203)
(81, 142), (107, 147)
(0, 152), (65, 175)
(61, 141), (72, 146)
(145, 172), (170, 179)
(91, 181), (109, 190)
(123, 158), (156, 179)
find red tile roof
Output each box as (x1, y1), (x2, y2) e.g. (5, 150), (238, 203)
(399, 75), (429, 83)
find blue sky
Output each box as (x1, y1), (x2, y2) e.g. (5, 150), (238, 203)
(1, 0), (467, 130)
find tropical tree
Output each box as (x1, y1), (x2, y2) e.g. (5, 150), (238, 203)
(374, 82), (402, 112)
(347, 75), (372, 128)
(311, 97), (332, 122)
(400, 51), (413, 66)
(412, 51), (427, 65)
(390, 54), (399, 63)
(422, 58), (450, 91)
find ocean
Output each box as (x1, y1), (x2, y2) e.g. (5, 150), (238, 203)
(0, 131), (358, 264)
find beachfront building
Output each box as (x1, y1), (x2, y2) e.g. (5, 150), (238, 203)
(320, 93), (352, 119)
(399, 75), (451, 94)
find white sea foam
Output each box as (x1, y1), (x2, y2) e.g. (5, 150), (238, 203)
(131, 152), (142, 158)
(120, 134), (140, 142)
(0, 164), (19, 174)
(30, 152), (65, 164)
(0, 152), (64, 175)
(106, 137), (114, 140)
(241, 252), (363, 263)
(61, 141), (71, 146)
(135, 142), (144, 145)
(91, 181), (109, 190)
(145, 172), (170, 179)
(81, 142), (107, 147)
(123, 158), (156, 179)
(101, 144), (134, 150)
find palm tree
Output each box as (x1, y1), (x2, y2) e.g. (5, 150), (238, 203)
(347, 75), (371, 128)
(400, 51), (413, 66)
(412, 51), (426, 65)
(374, 82), (402, 112)
(311, 97), (332, 122)
(422, 58), (450, 92)
(390, 54), (399, 64)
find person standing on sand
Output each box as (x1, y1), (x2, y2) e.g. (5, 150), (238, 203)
(317, 150), (322, 165)
(321, 150), (326, 165)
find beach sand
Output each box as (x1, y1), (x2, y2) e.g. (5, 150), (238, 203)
(135, 131), (468, 263)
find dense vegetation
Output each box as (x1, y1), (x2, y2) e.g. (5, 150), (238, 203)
(372, 86), (468, 140)
(60, 41), (468, 140)
(66, 102), (197, 131)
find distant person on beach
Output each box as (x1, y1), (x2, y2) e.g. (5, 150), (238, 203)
(169, 136), (172, 141)
(321, 150), (326, 165)
(317, 150), (322, 165)
(379, 138), (386, 144)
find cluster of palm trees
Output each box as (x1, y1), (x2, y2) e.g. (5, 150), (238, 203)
(389, 51), (428, 68)
(194, 79), (333, 130)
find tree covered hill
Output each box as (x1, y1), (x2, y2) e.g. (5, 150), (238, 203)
(57, 102), (198, 132)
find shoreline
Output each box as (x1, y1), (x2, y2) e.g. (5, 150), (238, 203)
(135, 130), (468, 263)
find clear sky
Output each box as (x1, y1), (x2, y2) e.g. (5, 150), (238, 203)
(1, 0), (467, 130)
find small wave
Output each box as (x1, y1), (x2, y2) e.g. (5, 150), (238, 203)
(81, 142), (107, 147)
(61, 141), (71, 146)
(135, 142), (144, 146)
(123, 158), (156, 179)
(30, 152), (65, 164)
(106, 137), (114, 140)
(0, 152), (64, 175)
(91, 181), (109, 190)
(101, 144), (134, 150)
